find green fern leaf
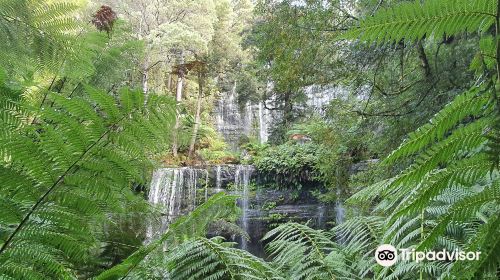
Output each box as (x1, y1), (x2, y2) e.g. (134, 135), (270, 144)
(343, 0), (496, 44)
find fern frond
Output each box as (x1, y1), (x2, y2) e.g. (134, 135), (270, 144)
(388, 117), (489, 190)
(384, 86), (491, 164)
(331, 216), (384, 278)
(389, 154), (492, 220)
(0, 0), (80, 75)
(343, 0), (496, 44)
(448, 213), (500, 279)
(0, 84), (175, 279)
(95, 193), (240, 280)
(419, 177), (500, 249)
(167, 237), (281, 280)
(264, 222), (348, 279)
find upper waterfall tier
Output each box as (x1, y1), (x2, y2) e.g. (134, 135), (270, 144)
(214, 89), (270, 150)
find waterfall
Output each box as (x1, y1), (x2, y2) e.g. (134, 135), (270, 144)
(215, 165), (222, 192)
(258, 102), (268, 144)
(148, 165), (260, 252)
(244, 101), (253, 135)
(235, 165), (253, 251)
(214, 82), (270, 148)
(214, 86), (242, 151)
(147, 167), (207, 240)
(335, 188), (345, 225)
(317, 205), (326, 229)
(186, 168), (197, 212)
(216, 98), (224, 132)
(335, 200), (345, 225)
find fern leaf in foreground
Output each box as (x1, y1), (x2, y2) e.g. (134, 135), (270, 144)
(264, 222), (351, 280)
(0, 84), (175, 279)
(95, 193), (241, 280)
(167, 237), (281, 280)
(384, 86), (491, 164)
(343, 0), (496, 43)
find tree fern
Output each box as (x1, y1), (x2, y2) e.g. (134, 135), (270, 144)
(0, 81), (175, 279)
(166, 237), (281, 280)
(383, 86), (491, 164)
(264, 222), (351, 279)
(331, 216), (384, 279)
(419, 175), (499, 249)
(343, 0), (496, 43)
(448, 213), (500, 279)
(95, 193), (241, 280)
(338, 1), (500, 278)
(0, 0), (79, 75)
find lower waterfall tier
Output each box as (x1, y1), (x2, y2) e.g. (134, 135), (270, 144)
(147, 165), (344, 257)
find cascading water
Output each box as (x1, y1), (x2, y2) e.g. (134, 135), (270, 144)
(334, 188), (346, 244)
(185, 168), (198, 211)
(234, 165), (253, 251)
(147, 164), (339, 255)
(258, 102), (269, 144)
(214, 84), (242, 151)
(215, 165), (222, 192)
(335, 200), (345, 225)
(317, 205), (326, 229)
(214, 83), (270, 149)
(244, 101), (253, 135)
(146, 167), (208, 240)
(335, 188), (345, 225)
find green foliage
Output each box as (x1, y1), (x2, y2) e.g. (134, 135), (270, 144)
(252, 142), (323, 189)
(383, 86), (491, 164)
(255, 1), (500, 279)
(167, 237), (281, 280)
(197, 128), (239, 164)
(0, 79), (175, 278)
(337, 0), (500, 278)
(0, 0), (79, 75)
(333, 216), (384, 278)
(95, 193), (241, 280)
(344, 0), (496, 43)
(264, 222), (352, 280)
(1, 0), (500, 279)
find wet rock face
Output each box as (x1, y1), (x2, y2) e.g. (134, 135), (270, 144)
(214, 90), (258, 151)
(146, 165), (339, 257)
(207, 164), (252, 187)
(234, 187), (334, 257)
(350, 159), (380, 174)
(213, 88), (272, 150)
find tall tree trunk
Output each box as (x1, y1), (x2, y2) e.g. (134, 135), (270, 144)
(188, 71), (204, 158)
(142, 71), (148, 100)
(172, 53), (184, 157)
(166, 73), (172, 93)
(283, 91), (293, 126)
(142, 57), (149, 105)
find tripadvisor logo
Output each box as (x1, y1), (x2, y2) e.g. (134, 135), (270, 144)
(375, 244), (398, 266)
(375, 244), (481, 267)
